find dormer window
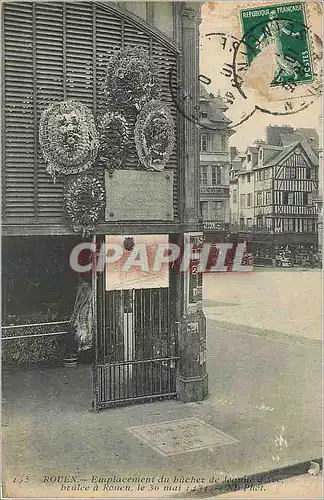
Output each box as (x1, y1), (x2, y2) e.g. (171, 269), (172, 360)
(200, 111), (208, 119)
(247, 153), (252, 162)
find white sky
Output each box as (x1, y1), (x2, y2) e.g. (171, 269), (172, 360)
(200, 1), (322, 150)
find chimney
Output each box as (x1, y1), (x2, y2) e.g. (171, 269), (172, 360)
(266, 125), (294, 146)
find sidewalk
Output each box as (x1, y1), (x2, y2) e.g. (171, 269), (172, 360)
(2, 318), (322, 498)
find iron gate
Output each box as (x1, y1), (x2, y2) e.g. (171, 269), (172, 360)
(92, 271), (179, 410)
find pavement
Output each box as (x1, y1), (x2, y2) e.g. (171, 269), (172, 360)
(2, 270), (322, 498)
(203, 270), (322, 341)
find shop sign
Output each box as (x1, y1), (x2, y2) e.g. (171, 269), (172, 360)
(200, 186), (229, 196)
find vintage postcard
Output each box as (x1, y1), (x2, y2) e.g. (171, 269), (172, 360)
(1, 0), (323, 499)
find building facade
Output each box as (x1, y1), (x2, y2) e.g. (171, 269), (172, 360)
(2, 1), (207, 408)
(199, 86), (233, 240)
(230, 126), (319, 265)
(313, 115), (323, 252)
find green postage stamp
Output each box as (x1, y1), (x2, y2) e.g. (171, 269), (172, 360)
(240, 2), (314, 87)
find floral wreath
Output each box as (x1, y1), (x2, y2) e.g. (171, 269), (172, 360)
(134, 100), (175, 171)
(63, 175), (105, 238)
(103, 47), (159, 111)
(97, 112), (129, 173)
(39, 100), (99, 180)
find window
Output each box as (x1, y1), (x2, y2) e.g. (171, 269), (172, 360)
(288, 219), (294, 231)
(264, 168), (270, 179)
(311, 169), (317, 180)
(305, 168), (311, 179)
(200, 111), (208, 119)
(239, 217), (244, 228)
(247, 153), (252, 162)
(233, 189), (237, 204)
(259, 149), (263, 159)
(241, 175), (245, 183)
(286, 167), (296, 179)
(211, 201), (223, 220)
(257, 216), (263, 228)
(247, 174), (251, 183)
(256, 192), (262, 206)
(200, 201), (208, 220)
(220, 135), (226, 151)
(288, 192), (294, 205)
(240, 194), (245, 207)
(304, 219), (314, 232)
(246, 218), (252, 227)
(201, 166), (208, 185)
(256, 170), (263, 181)
(247, 193), (252, 206)
(265, 191), (271, 205)
(302, 192), (312, 205)
(265, 218), (272, 230)
(282, 192), (288, 205)
(211, 166), (222, 185)
(200, 134), (208, 152)
(283, 219), (289, 232)
(295, 192), (302, 205)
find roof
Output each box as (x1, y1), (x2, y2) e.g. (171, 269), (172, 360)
(199, 84), (231, 124)
(289, 128), (319, 149)
(263, 141), (319, 167)
(263, 142), (299, 167)
(200, 85), (228, 109)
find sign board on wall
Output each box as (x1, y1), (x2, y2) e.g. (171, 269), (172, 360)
(203, 221), (225, 231)
(183, 232), (203, 309)
(105, 234), (169, 291)
(200, 186), (229, 196)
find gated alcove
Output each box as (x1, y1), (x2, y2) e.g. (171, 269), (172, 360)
(3, 1), (208, 407)
(95, 258), (179, 409)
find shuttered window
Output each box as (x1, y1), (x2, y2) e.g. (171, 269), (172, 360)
(3, 1), (180, 225)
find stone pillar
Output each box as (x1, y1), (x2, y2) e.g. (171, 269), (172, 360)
(181, 2), (201, 223)
(176, 3), (208, 403)
(177, 232), (208, 401)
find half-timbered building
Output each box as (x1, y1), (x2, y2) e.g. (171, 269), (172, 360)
(230, 126), (319, 265)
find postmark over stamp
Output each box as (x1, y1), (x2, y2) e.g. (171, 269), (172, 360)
(178, 1), (323, 131)
(239, 3), (314, 88)
(231, 1), (322, 118)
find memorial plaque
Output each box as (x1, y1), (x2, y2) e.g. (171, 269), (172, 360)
(105, 170), (174, 221)
(127, 418), (238, 456)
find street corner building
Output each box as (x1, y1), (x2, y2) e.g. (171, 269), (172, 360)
(2, 1), (208, 409)
(198, 85), (234, 241)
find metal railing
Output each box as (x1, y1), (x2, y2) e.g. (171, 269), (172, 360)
(1, 320), (69, 340)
